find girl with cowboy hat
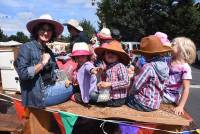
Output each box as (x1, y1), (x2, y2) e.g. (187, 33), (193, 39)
(15, 14), (73, 108)
(127, 35), (172, 112)
(68, 42), (102, 104)
(90, 40), (130, 107)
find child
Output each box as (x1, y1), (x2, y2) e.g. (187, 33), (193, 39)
(69, 42), (100, 104)
(133, 32), (171, 71)
(90, 40), (130, 107)
(127, 35), (172, 112)
(163, 37), (196, 115)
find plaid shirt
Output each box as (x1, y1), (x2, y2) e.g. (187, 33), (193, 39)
(130, 62), (168, 110)
(103, 62), (129, 100)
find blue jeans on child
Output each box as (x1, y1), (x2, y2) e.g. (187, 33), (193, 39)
(126, 96), (153, 112)
(43, 81), (73, 106)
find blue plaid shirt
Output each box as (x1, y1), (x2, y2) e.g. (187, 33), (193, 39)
(15, 40), (56, 107)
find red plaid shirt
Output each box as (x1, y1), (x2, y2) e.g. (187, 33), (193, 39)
(102, 62), (129, 100)
(130, 62), (169, 110)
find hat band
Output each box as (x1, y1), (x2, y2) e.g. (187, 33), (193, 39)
(97, 34), (112, 40)
(71, 50), (91, 56)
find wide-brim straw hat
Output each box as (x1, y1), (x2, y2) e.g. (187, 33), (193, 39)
(132, 35), (172, 55)
(63, 19), (83, 32)
(71, 42), (92, 57)
(97, 28), (112, 40)
(95, 40), (130, 65)
(26, 14), (64, 37)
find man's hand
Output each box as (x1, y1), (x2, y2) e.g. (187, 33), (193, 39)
(97, 81), (111, 89)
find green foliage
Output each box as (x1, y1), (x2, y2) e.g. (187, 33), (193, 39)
(97, 0), (200, 47)
(8, 32), (29, 43)
(0, 28), (30, 43)
(0, 28), (8, 41)
(57, 35), (70, 42)
(80, 19), (96, 39)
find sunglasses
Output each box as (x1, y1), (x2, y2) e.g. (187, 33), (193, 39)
(67, 26), (73, 31)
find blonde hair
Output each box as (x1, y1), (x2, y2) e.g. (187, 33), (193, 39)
(173, 37), (196, 64)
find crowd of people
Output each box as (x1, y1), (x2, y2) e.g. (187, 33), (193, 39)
(15, 14), (196, 116)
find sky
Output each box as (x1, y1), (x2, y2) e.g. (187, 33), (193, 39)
(0, 0), (100, 36)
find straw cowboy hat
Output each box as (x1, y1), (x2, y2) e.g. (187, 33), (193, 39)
(133, 35), (172, 55)
(63, 19), (83, 32)
(95, 40), (130, 65)
(26, 14), (64, 37)
(71, 42), (92, 57)
(97, 28), (112, 40)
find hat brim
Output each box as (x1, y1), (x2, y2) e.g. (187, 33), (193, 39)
(95, 47), (130, 65)
(97, 33), (112, 40)
(70, 50), (92, 57)
(132, 46), (172, 55)
(27, 19), (64, 37)
(63, 23), (83, 32)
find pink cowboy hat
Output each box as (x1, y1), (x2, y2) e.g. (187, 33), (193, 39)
(71, 42), (92, 57)
(26, 14), (64, 37)
(97, 28), (112, 40)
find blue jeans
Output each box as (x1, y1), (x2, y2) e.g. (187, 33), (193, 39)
(43, 81), (73, 106)
(126, 96), (153, 112)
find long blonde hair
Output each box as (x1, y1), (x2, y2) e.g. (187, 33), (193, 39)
(173, 37), (196, 64)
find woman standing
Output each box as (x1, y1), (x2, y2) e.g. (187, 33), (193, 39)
(15, 14), (73, 108)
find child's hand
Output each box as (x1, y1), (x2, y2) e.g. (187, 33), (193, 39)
(174, 106), (184, 115)
(128, 66), (135, 78)
(65, 79), (72, 88)
(97, 81), (111, 89)
(91, 67), (103, 75)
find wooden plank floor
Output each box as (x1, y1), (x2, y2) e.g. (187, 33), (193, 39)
(48, 101), (191, 126)
(0, 90), (191, 127)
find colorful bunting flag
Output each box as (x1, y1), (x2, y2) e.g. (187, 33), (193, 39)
(13, 99), (27, 120)
(59, 111), (78, 134)
(119, 123), (139, 134)
(53, 112), (66, 134)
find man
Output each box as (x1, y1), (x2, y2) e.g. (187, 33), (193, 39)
(63, 19), (89, 52)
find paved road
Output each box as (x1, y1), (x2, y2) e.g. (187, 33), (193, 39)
(185, 65), (200, 127)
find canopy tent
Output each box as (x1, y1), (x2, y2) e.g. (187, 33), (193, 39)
(0, 40), (22, 47)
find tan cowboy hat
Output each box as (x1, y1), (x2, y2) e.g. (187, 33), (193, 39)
(26, 14), (64, 37)
(95, 40), (130, 65)
(133, 35), (172, 55)
(63, 19), (83, 32)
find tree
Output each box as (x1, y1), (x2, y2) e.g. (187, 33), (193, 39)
(57, 35), (70, 42)
(0, 28), (8, 41)
(8, 32), (29, 43)
(80, 19), (96, 39)
(97, 0), (200, 45)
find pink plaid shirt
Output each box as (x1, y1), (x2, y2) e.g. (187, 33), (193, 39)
(103, 62), (129, 100)
(130, 62), (169, 110)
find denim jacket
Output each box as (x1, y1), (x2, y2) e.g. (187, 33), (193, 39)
(15, 40), (57, 107)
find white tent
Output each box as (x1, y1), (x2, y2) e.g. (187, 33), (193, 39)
(0, 40), (22, 47)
